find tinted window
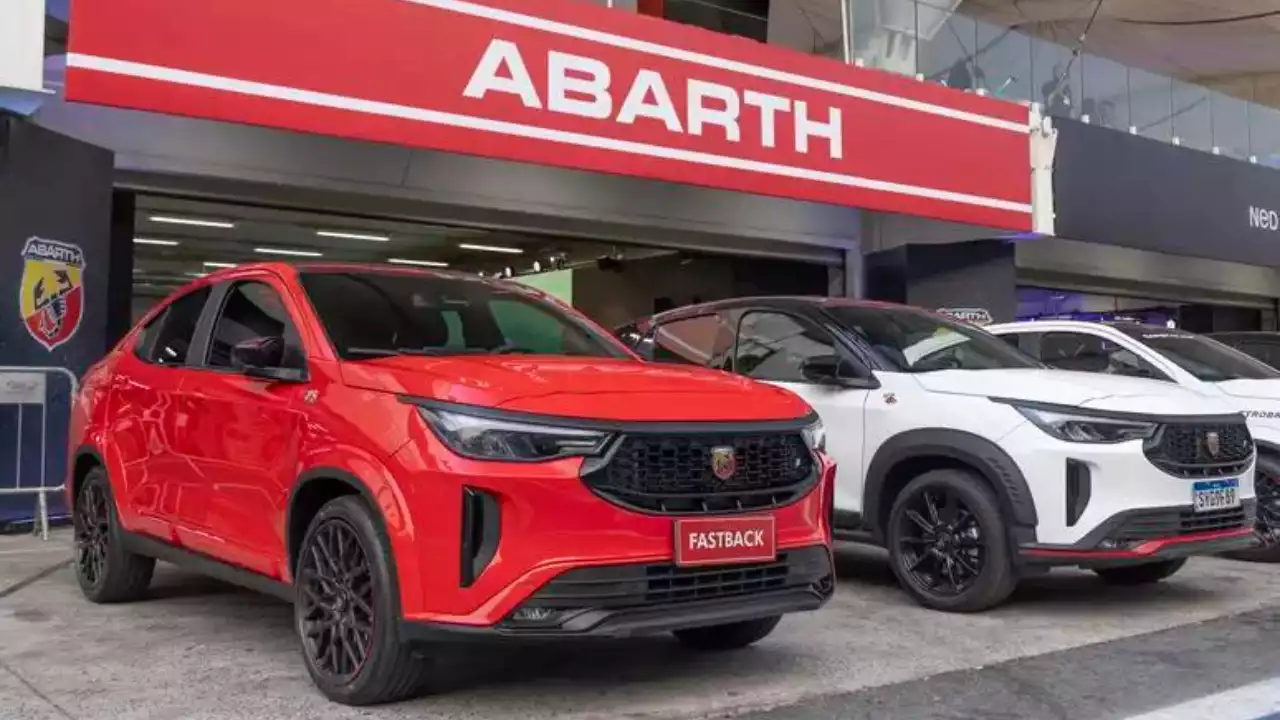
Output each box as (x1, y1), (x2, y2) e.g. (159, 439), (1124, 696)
(651, 314), (735, 368)
(1214, 338), (1280, 371)
(300, 271), (625, 360)
(207, 282), (304, 369)
(138, 287), (211, 365)
(1032, 331), (1165, 380)
(1112, 325), (1280, 382)
(824, 305), (1039, 372)
(734, 311), (837, 382)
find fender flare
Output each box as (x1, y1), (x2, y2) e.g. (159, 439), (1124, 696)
(285, 466), (412, 616)
(862, 428), (1039, 542)
(70, 443), (109, 500)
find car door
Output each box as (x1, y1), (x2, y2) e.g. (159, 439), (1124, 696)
(730, 310), (873, 515)
(107, 286), (212, 541)
(172, 277), (309, 576)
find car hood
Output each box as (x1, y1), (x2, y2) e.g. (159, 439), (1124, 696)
(912, 368), (1237, 415)
(338, 355), (813, 422)
(1213, 379), (1280, 401)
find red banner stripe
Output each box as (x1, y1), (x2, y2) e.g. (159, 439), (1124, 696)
(66, 0), (1034, 230)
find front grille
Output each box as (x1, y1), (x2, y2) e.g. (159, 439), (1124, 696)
(518, 546), (832, 611)
(1144, 421), (1253, 478)
(1108, 505), (1250, 545)
(582, 432), (817, 515)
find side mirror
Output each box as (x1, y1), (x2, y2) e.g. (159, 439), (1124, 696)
(800, 354), (876, 388)
(231, 337), (303, 382)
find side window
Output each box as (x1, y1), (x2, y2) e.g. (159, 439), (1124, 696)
(137, 287), (212, 365)
(651, 314), (735, 368)
(734, 311), (838, 383)
(206, 282), (304, 369)
(998, 333), (1025, 350)
(1037, 331), (1164, 380)
(1236, 342), (1279, 370)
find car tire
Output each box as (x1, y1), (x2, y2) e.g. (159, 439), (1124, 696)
(1093, 559), (1187, 585)
(1223, 453), (1280, 563)
(73, 467), (155, 603)
(294, 496), (427, 706)
(673, 616), (781, 651)
(887, 469), (1018, 613)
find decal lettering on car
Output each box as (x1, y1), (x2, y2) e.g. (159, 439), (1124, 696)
(1245, 410), (1280, 419)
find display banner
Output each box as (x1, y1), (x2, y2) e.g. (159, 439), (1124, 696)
(0, 119), (114, 527)
(65, 0), (1034, 230)
(1054, 118), (1280, 266)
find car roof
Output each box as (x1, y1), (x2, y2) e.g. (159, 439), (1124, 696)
(647, 296), (926, 325)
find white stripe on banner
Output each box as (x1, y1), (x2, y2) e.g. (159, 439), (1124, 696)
(406, 0), (1030, 134)
(64, 54), (1035, 215)
(1123, 678), (1280, 720)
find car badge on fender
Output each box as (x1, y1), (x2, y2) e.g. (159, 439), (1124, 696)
(710, 446), (737, 481)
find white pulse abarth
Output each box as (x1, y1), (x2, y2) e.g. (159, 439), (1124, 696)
(620, 299), (1259, 612)
(990, 320), (1280, 561)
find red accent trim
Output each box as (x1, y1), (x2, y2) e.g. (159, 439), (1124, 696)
(1022, 527), (1254, 560)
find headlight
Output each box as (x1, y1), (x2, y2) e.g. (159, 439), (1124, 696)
(1016, 406), (1157, 444)
(802, 419), (826, 453)
(419, 408), (611, 462)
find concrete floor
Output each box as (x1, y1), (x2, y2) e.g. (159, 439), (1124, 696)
(4, 531), (1280, 719)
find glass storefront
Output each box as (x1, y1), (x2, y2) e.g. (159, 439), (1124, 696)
(1016, 286), (1277, 334)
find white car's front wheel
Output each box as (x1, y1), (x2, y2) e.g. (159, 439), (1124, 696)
(886, 470), (1019, 613)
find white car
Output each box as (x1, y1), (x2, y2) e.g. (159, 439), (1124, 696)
(988, 319), (1280, 561)
(618, 299), (1258, 612)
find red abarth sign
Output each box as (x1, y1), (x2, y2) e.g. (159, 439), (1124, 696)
(65, 0), (1034, 230)
(676, 516), (777, 567)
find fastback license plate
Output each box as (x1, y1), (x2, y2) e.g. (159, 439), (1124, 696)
(1192, 479), (1240, 513)
(675, 516), (777, 567)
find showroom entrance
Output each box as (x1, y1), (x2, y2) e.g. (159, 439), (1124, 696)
(128, 194), (836, 329)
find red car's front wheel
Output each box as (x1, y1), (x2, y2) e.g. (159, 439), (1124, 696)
(295, 496), (427, 706)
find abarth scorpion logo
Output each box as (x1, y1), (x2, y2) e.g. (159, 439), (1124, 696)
(1204, 431), (1221, 459)
(710, 446), (737, 481)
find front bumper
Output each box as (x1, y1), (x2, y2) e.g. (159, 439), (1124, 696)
(388, 424), (835, 627)
(999, 422), (1258, 547)
(401, 545), (834, 640)
(1020, 499), (1259, 567)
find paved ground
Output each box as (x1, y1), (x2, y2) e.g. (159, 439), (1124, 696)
(3, 531), (1280, 719)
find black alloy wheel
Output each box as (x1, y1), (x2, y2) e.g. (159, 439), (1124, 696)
(298, 518), (376, 682)
(72, 467), (154, 603)
(1224, 454), (1280, 562)
(294, 496), (427, 705)
(895, 487), (984, 597)
(887, 470), (1018, 612)
(75, 480), (111, 588)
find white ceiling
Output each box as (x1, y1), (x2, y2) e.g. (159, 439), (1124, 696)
(959, 0), (1280, 105)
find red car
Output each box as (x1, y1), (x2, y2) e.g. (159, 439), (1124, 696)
(67, 264), (835, 705)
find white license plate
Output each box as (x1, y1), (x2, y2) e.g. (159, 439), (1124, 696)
(1192, 479), (1240, 513)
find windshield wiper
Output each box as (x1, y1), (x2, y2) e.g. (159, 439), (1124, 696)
(345, 346), (461, 359)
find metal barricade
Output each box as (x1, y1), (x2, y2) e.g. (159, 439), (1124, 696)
(0, 366), (78, 540)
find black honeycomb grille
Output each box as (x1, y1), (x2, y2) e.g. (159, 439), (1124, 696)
(582, 433), (816, 515)
(1144, 422), (1253, 478)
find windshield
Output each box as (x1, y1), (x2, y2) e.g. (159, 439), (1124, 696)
(300, 271), (628, 360)
(1112, 325), (1280, 382)
(824, 305), (1040, 372)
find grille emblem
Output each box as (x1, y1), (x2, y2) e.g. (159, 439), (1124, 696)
(1205, 431), (1221, 458)
(710, 446), (737, 481)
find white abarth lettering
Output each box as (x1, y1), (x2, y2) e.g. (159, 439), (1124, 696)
(462, 38), (844, 159)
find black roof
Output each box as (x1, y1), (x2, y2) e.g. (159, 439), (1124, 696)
(647, 296), (922, 326)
